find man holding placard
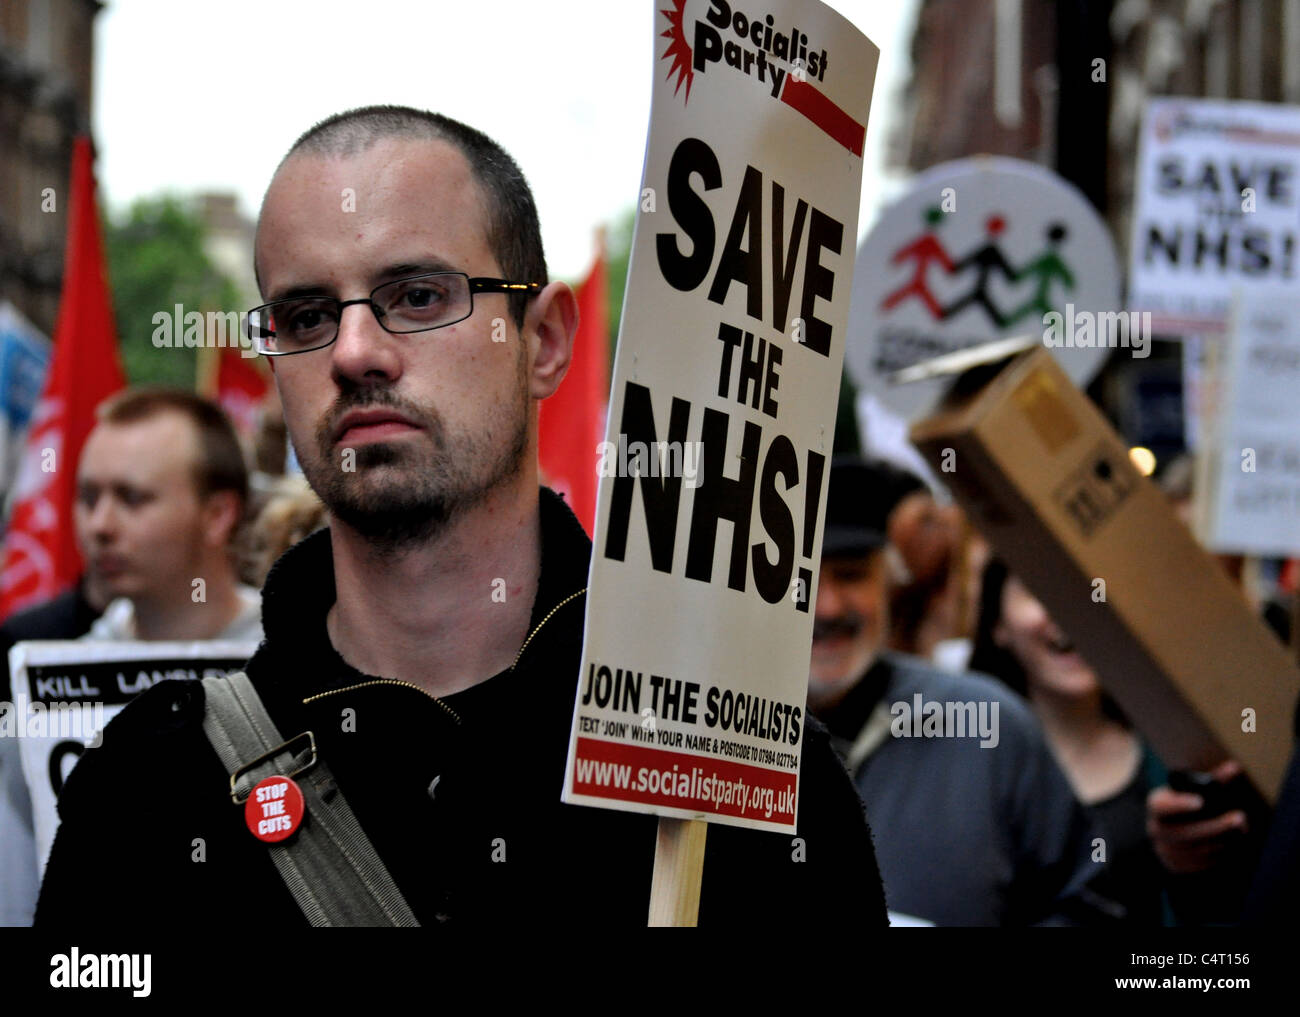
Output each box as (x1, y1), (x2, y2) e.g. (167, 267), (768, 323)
(36, 103), (887, 927)
(809, 457), (1115, 925)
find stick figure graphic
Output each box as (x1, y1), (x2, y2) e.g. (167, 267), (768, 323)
(1007, 223), (1076, 325)
(882, 206), (954, 320)
(942, 215), (1014, 328)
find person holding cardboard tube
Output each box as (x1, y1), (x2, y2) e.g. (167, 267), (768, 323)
(969, 558), (1167, 925)
(971, 556), (1269, 925)
(808, 456), (1118, 926)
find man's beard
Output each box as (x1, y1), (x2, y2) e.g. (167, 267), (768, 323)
(808, 612), (880, 713)
(303, 372), (529, 554)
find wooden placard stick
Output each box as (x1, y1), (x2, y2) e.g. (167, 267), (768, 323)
(647, 817), (708, 926)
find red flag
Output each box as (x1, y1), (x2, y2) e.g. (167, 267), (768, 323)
(539, 238), (610, 535)
(201, 346), (270, 439)
(0, 137), (126, 619)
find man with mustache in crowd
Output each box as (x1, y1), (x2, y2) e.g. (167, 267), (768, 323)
(808, 455), (1117, 925)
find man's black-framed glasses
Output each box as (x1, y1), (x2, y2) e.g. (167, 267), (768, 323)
(245, 272), (541, 356)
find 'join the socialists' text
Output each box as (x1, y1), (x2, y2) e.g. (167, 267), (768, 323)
(580, 664), (802, 749)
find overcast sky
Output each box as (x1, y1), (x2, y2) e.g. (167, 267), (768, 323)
(93, 0), (918, 283)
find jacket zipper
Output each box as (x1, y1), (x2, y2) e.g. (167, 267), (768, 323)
(302, 679), (463, 724)
(510, 588), (586, 671)
(299, 587), (587, 718)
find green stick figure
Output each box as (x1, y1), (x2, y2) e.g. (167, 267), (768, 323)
(1007, 223), (1076, 325)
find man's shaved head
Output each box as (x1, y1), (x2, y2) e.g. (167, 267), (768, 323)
(258, 105), (547, 325)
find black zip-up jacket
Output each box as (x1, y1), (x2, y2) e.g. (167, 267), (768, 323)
(36, 488), (887, 927)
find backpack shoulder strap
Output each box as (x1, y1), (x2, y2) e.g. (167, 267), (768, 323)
(199, 672), (420, 927)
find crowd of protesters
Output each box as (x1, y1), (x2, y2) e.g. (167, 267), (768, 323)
(2, 104), (1298, 928)
(3, 379), (1293, 925)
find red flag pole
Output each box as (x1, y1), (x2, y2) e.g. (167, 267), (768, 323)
(0, 137), (127, 619)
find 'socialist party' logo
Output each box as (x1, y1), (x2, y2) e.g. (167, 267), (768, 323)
(659, 0), (864, 156)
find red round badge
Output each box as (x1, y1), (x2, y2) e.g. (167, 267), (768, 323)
(244, 775), (305, 843)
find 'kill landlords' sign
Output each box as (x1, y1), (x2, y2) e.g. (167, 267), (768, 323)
(6, 640), (258, 878)
(1129, 98), (1300, 336)
(562, 0), (878, 833)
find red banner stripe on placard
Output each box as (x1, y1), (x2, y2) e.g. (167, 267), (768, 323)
(779, 77), (865, 156)
(571, 737), (797, 824)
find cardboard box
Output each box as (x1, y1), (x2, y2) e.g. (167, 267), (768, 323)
(910, 346), (1300, 803)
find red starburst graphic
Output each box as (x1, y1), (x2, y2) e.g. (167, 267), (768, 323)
(660, 0), (694, 103)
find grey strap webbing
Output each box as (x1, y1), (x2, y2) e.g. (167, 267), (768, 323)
(199, 672), (420, 927)
(845, 701), (895, 775)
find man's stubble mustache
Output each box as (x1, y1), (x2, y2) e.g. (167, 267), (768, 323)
(309, 385), (454, 550)
(315, 385), (439, 452)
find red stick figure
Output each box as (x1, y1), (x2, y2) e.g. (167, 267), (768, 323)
(882, 206), (954, 320)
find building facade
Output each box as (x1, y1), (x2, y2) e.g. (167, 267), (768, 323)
(0, 0), (102, 337)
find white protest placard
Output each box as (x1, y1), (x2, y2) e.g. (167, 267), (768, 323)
(562, 0), (878, 833)
(1203, 290), (1300, 555)
(1129, 98), (1300, 336)
(845, 156), (1120, 423)
(6, 640), (257, 874)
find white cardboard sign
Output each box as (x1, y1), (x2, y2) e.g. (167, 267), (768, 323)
(561, 0), (878, 833)
(1204, 290), (1300, 555)
(1129, 98), (1300, 336)
(6, 640), (257, 875)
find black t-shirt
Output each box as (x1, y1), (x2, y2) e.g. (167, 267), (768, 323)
(1086, 750), (1165, 926)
